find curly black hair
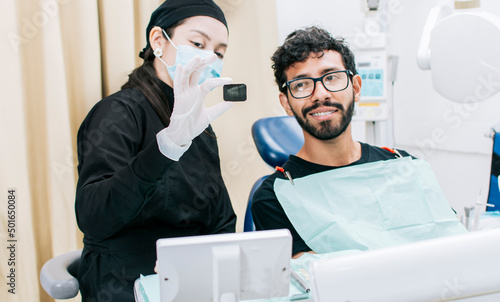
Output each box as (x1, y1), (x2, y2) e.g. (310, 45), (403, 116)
(271, 26), (357, 93)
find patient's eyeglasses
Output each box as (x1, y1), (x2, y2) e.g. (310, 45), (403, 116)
(282, 70), (353, 99)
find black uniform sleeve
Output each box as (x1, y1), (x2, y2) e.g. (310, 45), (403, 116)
(251, 175), (312, 256)
(209, 207), (237, 234)
(75, 95), (174, 240)
(201, 131), (236, 235)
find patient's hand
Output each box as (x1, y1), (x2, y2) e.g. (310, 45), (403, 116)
(292, 251), (316, 259)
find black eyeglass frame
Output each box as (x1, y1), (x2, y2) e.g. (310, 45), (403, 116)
(282, 70), (354, 99)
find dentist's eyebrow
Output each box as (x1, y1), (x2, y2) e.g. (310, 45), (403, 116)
(190, 29), (228, 48)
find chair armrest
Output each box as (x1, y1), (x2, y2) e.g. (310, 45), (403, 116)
(40, 249), (82, 299)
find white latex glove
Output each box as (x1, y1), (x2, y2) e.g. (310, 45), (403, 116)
(156, 54), (233, 161)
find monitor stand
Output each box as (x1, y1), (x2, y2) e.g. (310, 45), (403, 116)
(212, 245), (241, 302)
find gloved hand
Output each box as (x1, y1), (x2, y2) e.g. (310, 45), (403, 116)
(156, 54), (233, 161)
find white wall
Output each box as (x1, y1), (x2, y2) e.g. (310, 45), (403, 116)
(275, 0), (500, 215)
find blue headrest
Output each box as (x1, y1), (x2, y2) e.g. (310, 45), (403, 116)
(251, 116), (304, 167)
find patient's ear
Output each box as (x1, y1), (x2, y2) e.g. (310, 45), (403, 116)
(352, 74), (362, 103)
(279, 93), (294, 117)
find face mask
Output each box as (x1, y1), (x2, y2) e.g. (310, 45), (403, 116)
(157, 29), (224, 85)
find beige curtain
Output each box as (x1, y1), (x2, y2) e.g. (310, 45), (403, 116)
(211, 0), (285, 231)
(0, 0), (280, 301)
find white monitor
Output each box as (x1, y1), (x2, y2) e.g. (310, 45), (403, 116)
(156, 229), (292, 302)
(309, 228), (500, 302)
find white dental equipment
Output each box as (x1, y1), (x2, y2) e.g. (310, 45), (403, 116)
(417, 0), (500, 103)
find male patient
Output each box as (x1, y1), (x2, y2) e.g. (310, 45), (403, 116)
(251, 26), (466, 259)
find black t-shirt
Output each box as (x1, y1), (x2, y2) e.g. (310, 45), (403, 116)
(251, 142), (410, 256)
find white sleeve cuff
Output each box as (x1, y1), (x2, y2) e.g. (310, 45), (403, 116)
(156, 128), (192, 161)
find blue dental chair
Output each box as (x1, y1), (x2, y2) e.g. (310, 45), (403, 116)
(486, 127), (500, 211)
(243, 116), (304, 232)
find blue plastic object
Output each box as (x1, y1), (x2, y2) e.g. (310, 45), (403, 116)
(244, 175), (268, 232)
(244, 116), (304, 232)
(487, 131), (500, 211)
(251, 116), (304, 168)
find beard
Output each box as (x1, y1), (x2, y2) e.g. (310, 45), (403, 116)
(290, 94), (355, 141)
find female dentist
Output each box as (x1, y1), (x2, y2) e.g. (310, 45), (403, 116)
(74, 1), (236, 301)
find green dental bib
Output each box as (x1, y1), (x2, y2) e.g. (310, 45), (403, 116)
(274, 156), (467, 253)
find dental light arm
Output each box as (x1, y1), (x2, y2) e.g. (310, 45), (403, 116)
(416, 5), (452, 70)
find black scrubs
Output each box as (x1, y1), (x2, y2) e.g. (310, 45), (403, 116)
(75, 80), (236, 301)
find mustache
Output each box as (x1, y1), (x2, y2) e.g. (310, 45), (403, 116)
(302, 101), (345, 116)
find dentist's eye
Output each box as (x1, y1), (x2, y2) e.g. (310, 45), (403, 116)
(215, 52), (224, 59)
(191, 41), (204, 48)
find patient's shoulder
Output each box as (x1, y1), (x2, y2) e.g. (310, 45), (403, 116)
(361, 143), (413, 162)
(252, 172), (280, 206)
